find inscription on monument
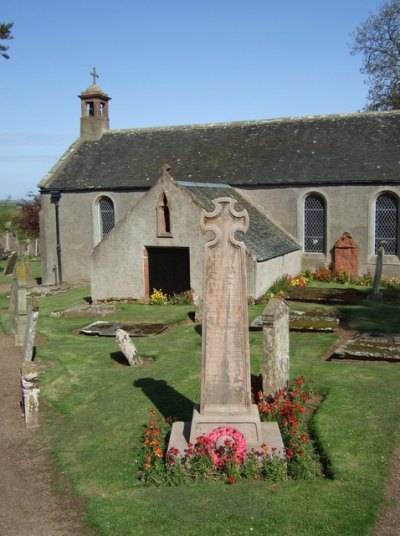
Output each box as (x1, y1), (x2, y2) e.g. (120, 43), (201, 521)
(200, 197), (251, 414)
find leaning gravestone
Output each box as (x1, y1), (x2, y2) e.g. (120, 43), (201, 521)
(168, 197), (284, 454)
(261, 298), (290, 399)
(3, 250), (17, 275)
(115, 328), (143, 366)
(22, 300), (39, 362)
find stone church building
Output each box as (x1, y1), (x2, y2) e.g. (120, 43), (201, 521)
(39, 77), (400, 300)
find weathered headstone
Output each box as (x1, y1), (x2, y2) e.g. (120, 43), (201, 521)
(169, 197), (284, 454)
(3, 250), (17, 275)
(22, 301), (39, 362)
(115, 328), (143, 366)
(333, 232), (359, 275)
(8, 270), (17, 312)
(12, 264), (28, 346)
(193, 292), (203, 323)
(370, 245), (384, 300)
(261, 298), (290, 399)
(20, 361), (39, 428)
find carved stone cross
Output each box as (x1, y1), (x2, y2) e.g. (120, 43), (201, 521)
(199, 197), (251, 414)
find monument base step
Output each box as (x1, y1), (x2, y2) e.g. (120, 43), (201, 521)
(168, 420), (285, 459)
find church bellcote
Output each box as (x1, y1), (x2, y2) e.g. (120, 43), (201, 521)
(79, 68), (111, 140)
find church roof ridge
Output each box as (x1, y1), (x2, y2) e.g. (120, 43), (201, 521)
(103, 109), (400, 136)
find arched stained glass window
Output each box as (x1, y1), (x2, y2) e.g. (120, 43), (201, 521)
(375, 193), (398, 255)
(99, 197), (115, 239)
(304, 194), (326, 253)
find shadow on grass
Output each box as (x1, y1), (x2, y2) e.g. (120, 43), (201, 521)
(110, 351), (130, 366)
(337, 287), (400, 333)
(134, 377), (194, 420)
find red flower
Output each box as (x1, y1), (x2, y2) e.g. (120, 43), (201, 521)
(226, 476), (236, 485)
(286, 449), (294, 459)
(300, 434), (308, 443)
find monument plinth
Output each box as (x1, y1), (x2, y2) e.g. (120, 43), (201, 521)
(169, 198), (283, 454)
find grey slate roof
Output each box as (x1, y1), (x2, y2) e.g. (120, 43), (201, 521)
(178, 182), (300, 262)
(40, 111), (400, 192)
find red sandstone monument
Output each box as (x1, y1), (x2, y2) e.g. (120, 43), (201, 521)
(168, 197), (283, 453)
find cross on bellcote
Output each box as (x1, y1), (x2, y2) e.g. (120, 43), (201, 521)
(90, 67), (99, 85)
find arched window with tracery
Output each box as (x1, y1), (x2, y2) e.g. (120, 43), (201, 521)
(99, 196), (115, 239)
(375, 192), (399, 255)
(304, 194), (326, 253)
(157, 192), (172, 236)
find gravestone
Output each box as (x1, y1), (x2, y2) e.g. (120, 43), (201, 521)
(3, 250), (17, 275)
(22, 301), (39, 362)
(169, 197), (284, 454)
(20, 361), (39, 428)
(193, 292), (203, 323)
(8, 270), (17, 312)
(261, 298), (290, 399)
(115, 328), (143, 366)
(12, 264), (28, 346)
(370, 245), (384, 300)
(333, 232), (359, 275)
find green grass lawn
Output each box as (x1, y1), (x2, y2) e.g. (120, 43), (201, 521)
(2, 276), (400, 535)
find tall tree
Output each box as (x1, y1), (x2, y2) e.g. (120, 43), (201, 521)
(0, 22), (13, 59)
(350, 0), (400, 110)
(13, 195), (41, 238)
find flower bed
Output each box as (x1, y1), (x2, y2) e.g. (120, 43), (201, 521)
(137, 377), (322, 485)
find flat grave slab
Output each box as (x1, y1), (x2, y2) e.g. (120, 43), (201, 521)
(80, 321), (168, 337)
(286, 287), (364, 305)
(50, 303), (116, 318)
(251, 310), (340, 332)
(330, 332), (400, 362)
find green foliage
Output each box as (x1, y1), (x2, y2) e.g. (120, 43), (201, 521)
(0, 198), (18, 233)
(12, 195), (41, 238)
(168, 290), (193, 305)
(350, 0), (400, 110)
(0, 22), (13, 60)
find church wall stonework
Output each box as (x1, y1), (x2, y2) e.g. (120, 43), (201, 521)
(254, 250), (301, 298)
(239, 184), (400, 277)
(40, 190), (144, 285)
(91, 177), (208, 301)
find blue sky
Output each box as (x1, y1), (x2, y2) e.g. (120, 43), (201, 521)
(0, 0), (385, 199)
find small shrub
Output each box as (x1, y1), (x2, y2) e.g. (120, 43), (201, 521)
(259, 273), (310, 302)
(312, 266), (374, 287)
(168, 290), (193, 305)
(149, 288), (168, 305)
(257, 376), (322, 480)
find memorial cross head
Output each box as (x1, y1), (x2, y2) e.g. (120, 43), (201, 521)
(200, 197), (249, 247)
